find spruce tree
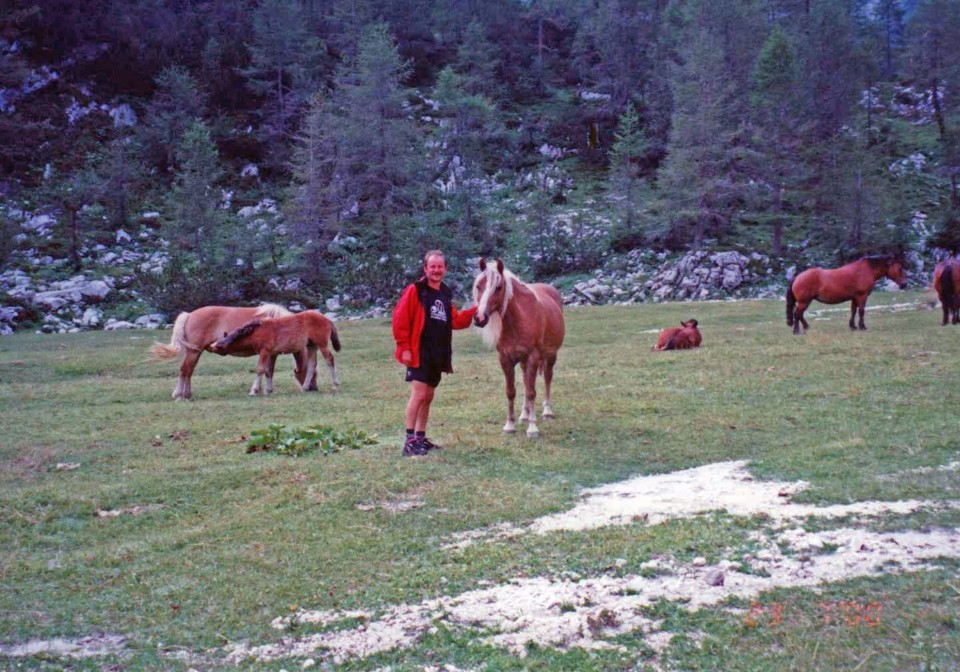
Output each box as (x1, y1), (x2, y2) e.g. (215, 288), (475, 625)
(242, 0), (326, 171)
(607, 102), (649, 250)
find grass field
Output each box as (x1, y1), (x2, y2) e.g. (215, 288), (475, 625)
(2, 290), (959, 671)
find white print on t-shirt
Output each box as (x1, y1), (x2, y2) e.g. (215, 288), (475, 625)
(430, 299), (448, 322)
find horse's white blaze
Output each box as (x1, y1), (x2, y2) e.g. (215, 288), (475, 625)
(472, 268), (515, 348)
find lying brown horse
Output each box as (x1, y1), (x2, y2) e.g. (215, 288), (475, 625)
(786, 255), (907, 334)
(210, 311), (340, 396)
(934, 259), (960, 326)
(150, 304), (314, 400)
(653, 319), (702, 351)
(472, 259), (565, 438)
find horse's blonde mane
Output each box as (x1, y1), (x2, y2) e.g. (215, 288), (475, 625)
(255, 303), (292, 318)
(473, 266), (517, 348)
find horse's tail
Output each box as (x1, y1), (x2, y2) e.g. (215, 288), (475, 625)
(330, 323), (341, 352)
(943, 263), (957, 310)
(150, 312), (190, 361)
(785, 281), (797, 327)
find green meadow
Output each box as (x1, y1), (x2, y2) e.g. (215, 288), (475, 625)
(1, 291), (959, 671)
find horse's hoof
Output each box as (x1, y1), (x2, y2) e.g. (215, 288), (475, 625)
(527, 430), (540, 439)
(542, 412), (556, 420)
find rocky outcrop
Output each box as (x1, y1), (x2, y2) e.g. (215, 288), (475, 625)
(568, 250), (783, 306)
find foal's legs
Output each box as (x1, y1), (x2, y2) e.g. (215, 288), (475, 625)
(175, 349), (202, 400)
(317, 344), (339, 392)
(299, 345), (321, 392)
(264, 354), (279, 394)
(250, 352), (269, 395)
(500, 354), (517, 434)
(542, 354), (557, 419)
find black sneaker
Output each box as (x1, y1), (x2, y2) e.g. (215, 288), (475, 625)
(419, 436), (442, 451)
(402, 436), (428, 457)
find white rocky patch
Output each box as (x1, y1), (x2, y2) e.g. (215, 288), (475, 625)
(223, 460), (960, 666)
(0, 633), (126, 659)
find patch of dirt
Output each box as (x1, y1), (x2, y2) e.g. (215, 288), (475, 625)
(223, 460), (960, 666)
(356, 484), (431, 514)
(0, 633), (127, 659)
(96, 503), (165, 518)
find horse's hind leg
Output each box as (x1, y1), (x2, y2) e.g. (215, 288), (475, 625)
(300, 345), (319, 392)
(542, 355), (557, 419)
(856, 297), (868, 330)
(793, 301), (810, 335)
(265, 354), (278, 394)
(500, 355), (517, 434)
(175, 349), (202, 400)
(318, 345), (339, 392)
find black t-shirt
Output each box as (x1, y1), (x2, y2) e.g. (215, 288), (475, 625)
(419, 284), (452, 363)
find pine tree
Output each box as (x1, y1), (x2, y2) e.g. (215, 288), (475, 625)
(140, 67), (208, 174)
(242, 0), (327, 170)
(607, 102), (649, 250)
(658, 6), (742, 249)
(432, 66), (508, 256)
(286, 92), (346, 284)
(747, 25), (806, 255)
(164, 121), (225, 262)
(455, 20), (500, 98)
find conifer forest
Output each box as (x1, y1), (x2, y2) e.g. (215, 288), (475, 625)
(1, 0), (959, 326)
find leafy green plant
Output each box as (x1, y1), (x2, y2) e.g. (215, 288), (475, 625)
(245, 423), (378, 457)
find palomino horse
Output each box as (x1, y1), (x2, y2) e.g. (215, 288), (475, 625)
(786, 255), (907, 334)
(934, 259), (960, 326)
(210, 311), (341, 396)
(150, 304), (314, 400)
(472, 259), (565, 438)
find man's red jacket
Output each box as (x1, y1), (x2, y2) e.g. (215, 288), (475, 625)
(392, 277), (477, 370)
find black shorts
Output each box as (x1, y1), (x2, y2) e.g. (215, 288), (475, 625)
(406, 360), (443, 388)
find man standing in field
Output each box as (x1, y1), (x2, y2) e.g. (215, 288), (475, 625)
(392, 250), (477, 456)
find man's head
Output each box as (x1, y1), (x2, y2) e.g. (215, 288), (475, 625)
(423, 249), (446, 287)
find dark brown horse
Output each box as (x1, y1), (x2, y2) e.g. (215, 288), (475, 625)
(934, 259), (960, 326)
(210, 311), (340, 396)
(786, 256), (907, 334)
(150, 304), (314, 400)
(472, 259), (565, 438)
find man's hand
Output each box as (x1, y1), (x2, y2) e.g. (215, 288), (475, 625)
(401, 350), (412, 365)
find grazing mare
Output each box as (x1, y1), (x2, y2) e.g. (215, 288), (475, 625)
(472, 259), (565, 438)
(934, 259), (960, 326)
(210, 311), (341, 396)
(150, 304), (314, 400)
(653, 319), (702, 351)
(785, 255), (907, 334)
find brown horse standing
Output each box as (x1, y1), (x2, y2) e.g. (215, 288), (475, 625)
(150, 304), (314, 400)
(934, 259), (960, 325)
(786, 256), (907, 334)
(472, 259), (565, 438)
(210, 311), (340, 396)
